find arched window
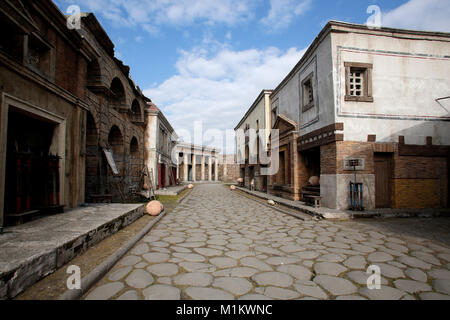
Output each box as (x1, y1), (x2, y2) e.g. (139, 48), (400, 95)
(110, 77), (126, 112)
(131, 99), (142, 123)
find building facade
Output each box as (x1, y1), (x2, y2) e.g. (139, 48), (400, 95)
(0, 0), (163, 229)
(144, 102), (178, 190)
(218, 154), (241, 183)
(175, 143), (221, 182)
(268, 21), (450, 210)
(235, 90), (273, 192)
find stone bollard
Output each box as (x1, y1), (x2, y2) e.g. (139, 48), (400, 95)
(146, 201), (164, 216)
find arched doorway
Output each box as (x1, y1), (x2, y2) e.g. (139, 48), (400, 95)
(108, 125), (124, 175)
(130, 136), (140, 186)
(85, 112), (101, 201)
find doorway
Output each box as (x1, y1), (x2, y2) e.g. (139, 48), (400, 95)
(374, 153), (392, 208)
(4, 110), (58, 217)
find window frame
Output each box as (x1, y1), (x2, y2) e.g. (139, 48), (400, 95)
(344, 62), (373, 103)
(301, 72), (315, 112)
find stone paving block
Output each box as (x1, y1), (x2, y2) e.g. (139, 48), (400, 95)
(367, 252), (394, 263)
(277, 264), (313, 280)
(109, 266), (132, 281)
(213, 277), (253, 296)
(117, 290), (140, 300)
(398, 256), (432, 270)
(410, 251), (442, 266)
(147, 263), (179, 277)
(351, 244), (376, 254)
(173, 272), (213, 287)
(433, 279), (450, 295)
(165, 237), (185, 244)
(173, 253), (206, 262)
(378, 263), (405, 279)
(85, 282), (124, 300)
(359, 286), (405, 300)
(394, 280), (431, 293)
(240, 257), (273, 272)
(185, 287), (234, 300)
(314, 262), (347, 276)
(143, 285), (181, 300)
(323, 242), (350, 249)
(428, 268), (450, 280)
(252, 272), (293, 287)
(209, 257), (238, 269)
(125, 269), (154, 289)
(264, 287), (300, 300)
(438, 253), (450, 262)
(317, 253), (346, 263)
(119, 255), (142, 267)
(131, 243), (150, 255)
(343, 256), (367, 270)
(229, 267), (260, 278)
(293, 283), (328, 299)
(348, 271), (389, 286)
(225, 251), (256, 259)
(265, 256), (300, 265)
(313, 275), (357, 296)
(135, 262), (148, 269)
(143, 252), (170, 264)
(419, 292), (450, 300)
(194, 248), (223, 257)
(405, 268), (427, 282)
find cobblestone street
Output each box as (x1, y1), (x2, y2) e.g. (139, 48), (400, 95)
(85, 184), (450, 300)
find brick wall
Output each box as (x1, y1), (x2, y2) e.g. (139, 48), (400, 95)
(392, 155), (447, 208)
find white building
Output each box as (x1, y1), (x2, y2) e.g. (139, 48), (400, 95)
(235, 90), (273, 191)
(268, 21), (450, 210)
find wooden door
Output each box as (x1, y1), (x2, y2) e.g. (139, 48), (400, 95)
(374, 154), (392, 208)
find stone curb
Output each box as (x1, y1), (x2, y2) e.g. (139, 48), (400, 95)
(233, 188), (308, 222)
(59, 188), (197, 300)
(235, 187), (327, 220)
(59, 210), (166, 300)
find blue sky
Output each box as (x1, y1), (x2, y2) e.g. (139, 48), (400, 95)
(54, 0), (450, 151)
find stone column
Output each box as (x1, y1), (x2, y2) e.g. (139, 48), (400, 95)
(208, 157), (212, 181)
(215, 158), (219, 181)
(201, 154), (205, 181)
(192, 153), (196, 182)
(183, 152), (188, 182)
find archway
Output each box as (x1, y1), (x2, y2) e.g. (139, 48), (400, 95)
(85, 112), (101, 201)
(87, 59), (102, 87)
(108, 125), (124, 175)
(130, 137), (140, 186)
(131, 99), (142, 122)
(110, 77), (126, 112)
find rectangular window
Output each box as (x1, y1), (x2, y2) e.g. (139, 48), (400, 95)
(301, 73), (315, 112)
(345, 62), (373, 102)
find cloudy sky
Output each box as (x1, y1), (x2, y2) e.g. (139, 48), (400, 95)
(54, 0), (450, 152)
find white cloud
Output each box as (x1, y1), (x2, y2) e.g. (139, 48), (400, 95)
(60, 0), (257, 35)
(144, 44), (306, 151)
(261, 0), (312, 31)
(382, 0), (450, 32)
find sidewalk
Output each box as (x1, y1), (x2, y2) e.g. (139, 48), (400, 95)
(0, 203), (145, 299)
(155, 185), (187, 196)
(236, 187), (450, 220)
